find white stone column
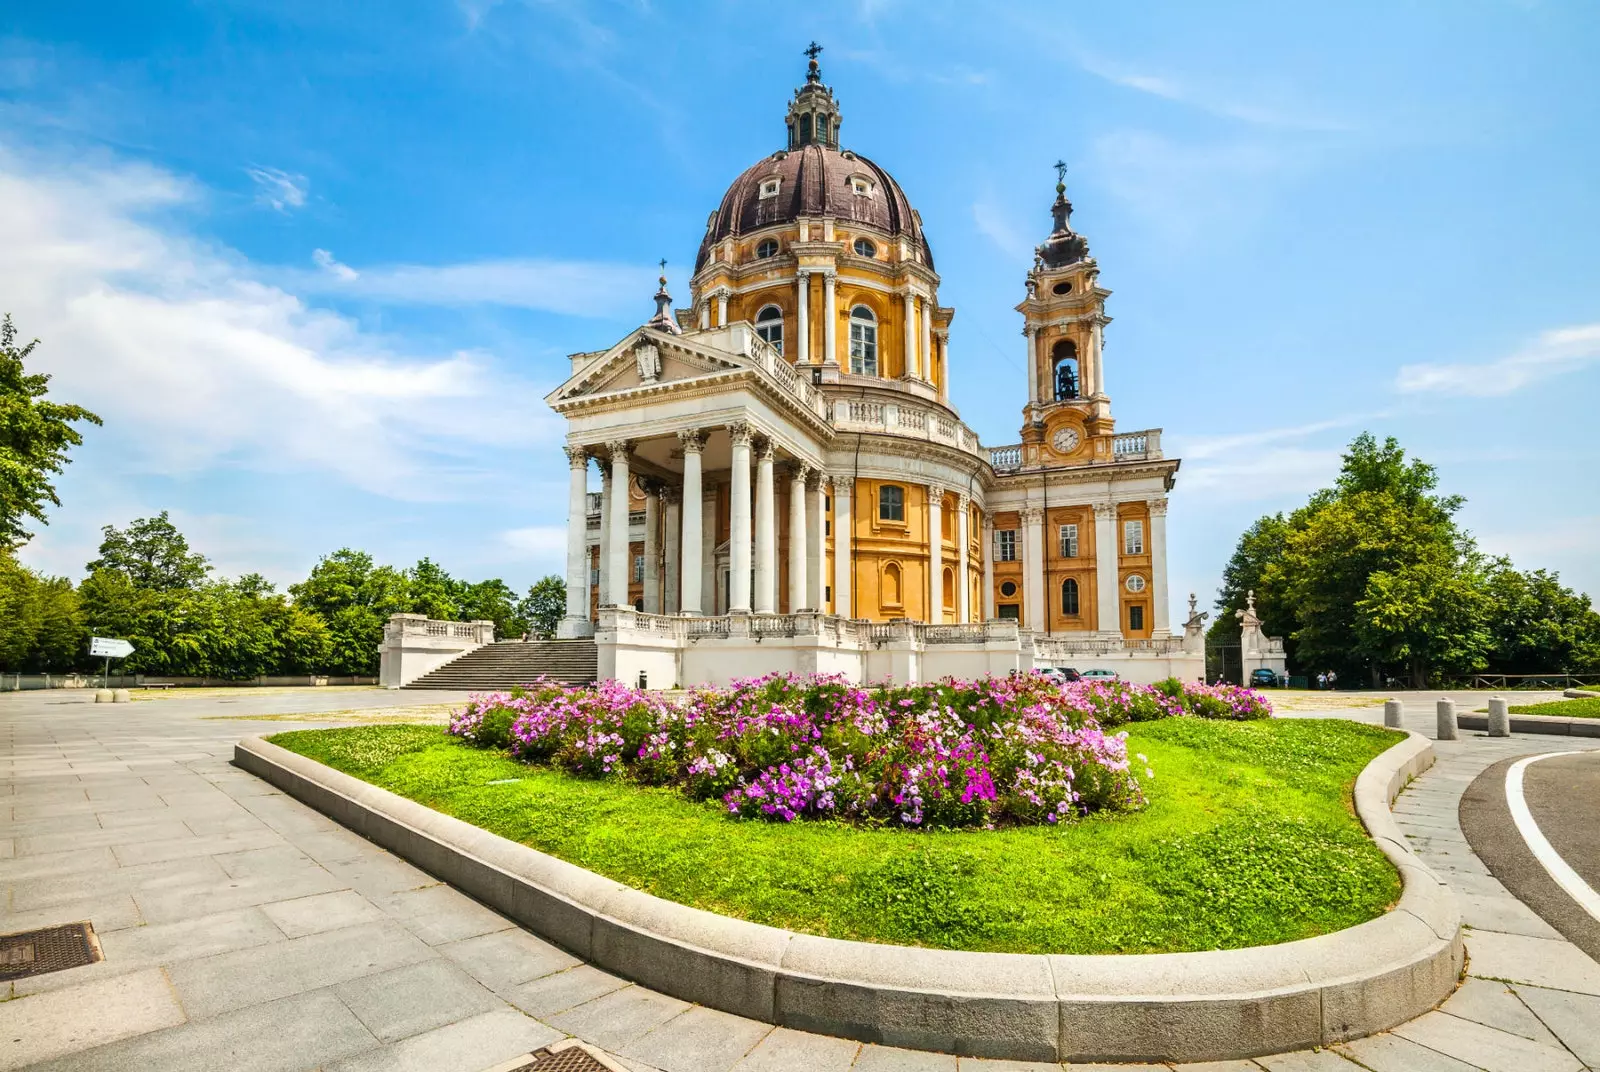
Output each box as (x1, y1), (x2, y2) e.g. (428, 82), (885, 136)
(1022, 507), (1045, 631)
(697, 301), (710, 330)
(956, 493), (971, 624)
(936, 332), (950, 405)
(1094, 501), (1121, 636)
(788, 464), (808, 611)
(701, 485), (717, 614)
(561, 447), (589, 628)
(642, 481), (661, 614)
(715, 289), (728, 328)
(982, 514), (995, 620)
(903, 292), (919, 379)
(796, 269), (811, 364)
(597, 459), (612, 607)
(728, 423), (753, 613)
(1149, 497), (1170, 637)
(677, 430), (704, 614)
(1090, 317), (1106, 397)
(926, 483), (943, 624)
(833, 478), (852, 617)
(807, 472), (826, 611)
(921, 298), (934, 389)
(1024, 325), (1039, 404)
(663, 487), (680, 616)
(754, 438), (777, 613)
(822, 271), (837, 367)
(606, 441), (631, 608)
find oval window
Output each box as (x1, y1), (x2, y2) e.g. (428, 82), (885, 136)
(755, 239), (779, 259)
(1052, 281), (1073, 295)
(1000, 580), (1018, 598)
(853, 237), (877, 258)
(1125, 574), (1147, 593)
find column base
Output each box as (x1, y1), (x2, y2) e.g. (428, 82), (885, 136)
(556, 617), (596, 639)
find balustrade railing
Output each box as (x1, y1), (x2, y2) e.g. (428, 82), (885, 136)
(388, 615), (496, 645)
(1112, 429), (1163, 460)
(829, 399), (986, 462)
(988, 444), (1023, 470)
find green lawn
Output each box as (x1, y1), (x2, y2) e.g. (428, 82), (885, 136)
(1509, 695), (1600, 718)
(271, 718), (1404, 955)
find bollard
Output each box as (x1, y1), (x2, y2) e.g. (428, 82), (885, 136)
(1384, 699), (1403, 729)
(1487, 696), (1510, 737)
(93, 688), (113, 703)
(1436, 697), (1458, 741)
(112, 688), (131, 704)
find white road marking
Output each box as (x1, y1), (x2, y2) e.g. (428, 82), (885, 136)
(1506, 752), (1600, 924)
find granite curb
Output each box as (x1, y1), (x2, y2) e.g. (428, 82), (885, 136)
(1457, 711), (1600, 737)
(233, 728), (1462, 1064)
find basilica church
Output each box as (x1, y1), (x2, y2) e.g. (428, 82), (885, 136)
(541, 51), (1198, 687)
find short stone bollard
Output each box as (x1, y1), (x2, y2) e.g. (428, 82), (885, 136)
(112, 688), (131, 704)
(1487, 696), (1511, 737)
(1384, 699), (1403, 728)
(1436, 697), (1458, 741)
(93, 689), (113, 703)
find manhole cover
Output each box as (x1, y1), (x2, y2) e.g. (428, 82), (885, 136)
(511, 1044), (617, 1071)
(0, 921), (102, 981)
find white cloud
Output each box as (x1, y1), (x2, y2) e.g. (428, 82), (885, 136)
(0, 145), (561, 503)
(1170, 415), (1391, 503)
(1073, 51), (1351, 133)
(246, 165), (307, 212)
(971, 196), (1031, 259)
(293, 256), (657, 318)
(499, 525), (567, 560)
(1090, 129), (1292, 245)
(311, 248), (359, 281)
(1396, 324), (1600, 398)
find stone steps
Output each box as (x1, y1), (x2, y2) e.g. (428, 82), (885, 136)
(404, 640), (599, 690)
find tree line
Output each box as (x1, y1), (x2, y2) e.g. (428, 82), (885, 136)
(1212, 433), (1600, 687)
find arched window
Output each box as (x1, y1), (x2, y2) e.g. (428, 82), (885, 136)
(942, 567), (955, 608)
(755, 238), (779, 259)
(853, 237), (877, 257)
(755, 305), (783, 354)
(1052, 340), (1080, 401)
(883, 562), (902, 605)
(799, 114), (813, 143)
(818, 116), (830, 143)
(849, 305), (878, 375)
(1061, 578), (1080, 616)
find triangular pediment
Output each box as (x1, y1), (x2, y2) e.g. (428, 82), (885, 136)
(546, 327), (750, 405)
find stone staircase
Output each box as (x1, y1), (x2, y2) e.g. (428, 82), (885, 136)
(403, 639), (599, 690)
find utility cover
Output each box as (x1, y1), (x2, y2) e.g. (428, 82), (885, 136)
(89, 637), (135, 659)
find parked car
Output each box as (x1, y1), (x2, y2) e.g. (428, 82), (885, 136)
(1035, 667), (1069, 685)
(1080, 668), (1119, 682)
(1249, 668), (1280, 688)
(1056, 667), (1081, 682)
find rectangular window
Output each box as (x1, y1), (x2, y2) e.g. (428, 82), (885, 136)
(850, 322), (878, 376)
(590, 567), (599, 587)
(825, 585), (832, 603)
(1124, 519), (1144, 555)
(1059, 523), (1078, 558)
(997, 529), (1017, 562)
(878, 484), (904, 522)
(998, 604), (1020, 620)
(633, 555), (644, 582)
(1129, 604), (1145, 631)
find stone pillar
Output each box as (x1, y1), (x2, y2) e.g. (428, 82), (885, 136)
(926, 483), (943, 624)
(606, 441), (631, 608)
(698, 301), (709, 330)
(903, 292), (918, 379)
(561, 446), (590, 631)
(715, 289), (728, 328)
(956, 493), (971, 624)
(833, 478), (852, 617)
(935, 331), (950, 405)
(796, 269), (811, 364)
(663, 487), (681, 615)
(1022, 506), (1044, 631)
(701, 484), (717, 614)
(788, 464), (809, 611)
(822, 271), (838, 368)
(677, 430), (704, 614)
(754, 438), (777, 613)
(641, 481), (661, 614)
(1148, 497), (1170, 637)
(728, 422), (753, 613)
(921, 299), (934, 389)
(807, 472), (826, 611)
(597, 459), (612, 607)
(982, 514), (995, 620)
(1024, 326), (1039, 404)
(1090, 316), (1106, 397)
(1094, 501), (1121, 636)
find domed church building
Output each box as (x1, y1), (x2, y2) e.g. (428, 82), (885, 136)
(543, 49), (1202, 687)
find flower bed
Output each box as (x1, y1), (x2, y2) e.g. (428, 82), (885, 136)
(447, 673), (1270, 829)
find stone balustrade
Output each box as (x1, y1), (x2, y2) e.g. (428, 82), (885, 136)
(379, 614), (496, 688)
(829, 398), (986, 461)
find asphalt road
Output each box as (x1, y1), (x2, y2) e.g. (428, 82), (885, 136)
(1461, 750), (1600, 963)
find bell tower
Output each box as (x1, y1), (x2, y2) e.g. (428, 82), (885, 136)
(1017, 163), (1115, 465)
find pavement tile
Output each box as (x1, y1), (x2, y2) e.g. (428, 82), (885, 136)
(1064, 1065), (1170, 1072)
(335, 957), (502, 1042)
(439, 926), (581, 991)
(0, 892), (144, 934)
(620, 1005), (773, 1072)
(111, 827), (284, 866)
(1334, 1033), (1480, 1071)
(1256, 1048), (1365, 1069)
(260, 888), (387, 937)
(371, 882), (515, 945)
(729, 1025), (860, 1071)
(1392, 1010), (1583, 1072)
(213, 842), (320, 879)
(544, 985), (692, 1051)
(1456, 891), (1565, 939)
(1465, 929), (1600, 996)
(504, 964), (631, 1018)
(0, 967), (187, 1070)
(25, 984), (379, 1072)
(131, 861), (345, 923)
(16, 819), (193, 856)
(954, 1059), (1063, 1071)
(1440, 977), (1559, 1045)
(1169, 1062), (1264, 1071)
(0, 812), (102, 838)
(851, 1044), (960, 1070)
(1512, 983), (1600, 1069)
(167, 919), (436, 1018)
(324, 1007), (562, 1072)
(0, 844), (117, 882)
(321, 851), (441, 896)
(290, 826), (377, 863)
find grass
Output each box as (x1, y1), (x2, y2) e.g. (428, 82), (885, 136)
(1508, 695), (1600, 718)
(271, 717), (1405, 955)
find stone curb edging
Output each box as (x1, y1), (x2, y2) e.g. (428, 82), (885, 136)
(233, 730), (1461, 1064)
(1458, 712), (1600, 737)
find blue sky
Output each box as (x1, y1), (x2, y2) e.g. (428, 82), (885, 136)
(4, 0), (1597, 616)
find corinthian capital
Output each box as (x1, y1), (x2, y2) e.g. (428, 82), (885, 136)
(726, 420), (753, 447)
(676, 428), (706, 454)
(1093, 501), (1118, 521)
(564, 444), (589, 469)
(1147, 497), (1169, 516)
(606, 440), (631, 463)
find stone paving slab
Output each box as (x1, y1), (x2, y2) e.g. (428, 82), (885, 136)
(0, 967), (186, 1069)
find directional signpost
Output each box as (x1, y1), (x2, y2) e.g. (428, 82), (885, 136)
(88, 637), (135, 689)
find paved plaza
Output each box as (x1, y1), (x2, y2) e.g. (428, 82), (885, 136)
(2, 686), (1599, 1071)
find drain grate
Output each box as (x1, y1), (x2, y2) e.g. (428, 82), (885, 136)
(516, 1045), (616, 1072)
(0, 921), (103, 981)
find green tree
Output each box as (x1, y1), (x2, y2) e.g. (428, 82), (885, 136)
(405, 557), (461, 620)
(458, 577), (526, 639)
(520, 575), (567, 639)
(87, 512), (210, 590)
(288, 549), (409, 676)
(0, 315), (102, 550)
(1481, 564), (1600, 674)
(0, 555), (86, 672)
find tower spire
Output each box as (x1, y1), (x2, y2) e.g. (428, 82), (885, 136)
(646, 259), (681, 334)
(786, 42), (841, 149)
(1036, 159), (1089, 268)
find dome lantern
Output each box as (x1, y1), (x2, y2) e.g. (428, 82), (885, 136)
(1036, 160), (1090, 270)
(785, 42), (841, 150)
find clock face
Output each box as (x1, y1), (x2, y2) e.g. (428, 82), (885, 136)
(1052, 427), (1081, 454)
